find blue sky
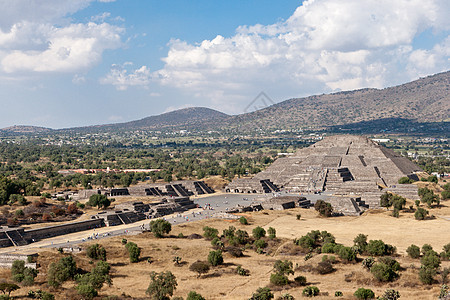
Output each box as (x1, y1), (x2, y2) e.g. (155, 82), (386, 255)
(0, 0), (448, 129)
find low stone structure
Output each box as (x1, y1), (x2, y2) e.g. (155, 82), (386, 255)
(77, 180), (215, 200)
(0, 253), (37, 269)
(0, 219), (105, 248)
(261, 196), (311, 210)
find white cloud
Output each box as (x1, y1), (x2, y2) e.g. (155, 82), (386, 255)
(0, 0), (123, 74)
(100, 63), (152, 90)
(156, 0), (450, 113)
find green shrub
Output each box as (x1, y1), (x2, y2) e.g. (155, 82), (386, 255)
(273, 260), (294, 276)
(415, 207), (429, 220)
(186, 291), (205, 300)
(354, 288), (375, 299)
(398, 177), (413, 184)
(314, 200), (333, 217)
(442, 243), (450, 261)
(302, 286), (320, 297)
(125, 242), (141, 263)
(294, 275), (307, 286)
(149, 219), (172, 238)
(381, 289), (400, 300)
(335, 291), (343, 297)
(267, 227), (276, 239)
(211, 237), (221, 247)
(367, 240), (395, 256)
(270, 273), (288, 286)
(378, 257), (400, 271)
(203, 226), (219, 240)
(421, 244), (434, 255)
(278, 293), (294, 300)
(86, 244), (107, 261)
(254, 239), (267, 249)
(315, 260), (334, 274)
(406, 244), (421, 259)
(189, 261), (210, 278)
(239, 216), (249, 225)
(236, 265), (249, 276)
(250, 287), (274, 300)
(47, 256), (77, 288)
(296, 235), (315, 249)
(76, 284), (98, 300)
(419, 266), (436, 285)
(322, 243), (336, 253)
(207, 250), (223, 266)
(338, 246), (356, 262)
(421, 251), (441, 269)
(361, 257), (375, 270)
(371, 261), (398, 282)
(236, 229), (249, 245)
(252, 227), (266, 239)
(121, 238), (127, 245)
(146, 271), (177, 300)
(353, 234), (368, 253)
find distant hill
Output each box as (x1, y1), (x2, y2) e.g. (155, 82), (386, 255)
(118, 107), (229, 130)
(4, 71), (449, 136)
(220, 71), (449, 132)
(69, 107), (229, 133)
(1, 125), (53, 134)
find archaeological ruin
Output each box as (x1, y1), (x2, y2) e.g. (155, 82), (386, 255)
(226, 135), (422, 215)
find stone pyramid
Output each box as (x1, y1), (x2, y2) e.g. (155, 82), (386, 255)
(226, 135), (421, 213)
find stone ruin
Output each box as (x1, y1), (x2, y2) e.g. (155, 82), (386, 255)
(77, 180), (215, 200)
(226, 135), (422, 214)
(91, 197), (197, 226)
(261, 196), (312, 211)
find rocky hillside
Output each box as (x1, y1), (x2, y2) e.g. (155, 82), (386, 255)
(221, 71), (449, 132)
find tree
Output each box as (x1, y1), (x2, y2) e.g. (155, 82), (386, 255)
(338, 246), (356, 262)
(146, 271), (177, 300)
(125, 242), (141, 263)
(268, 227), (276, 239)
(150, 219), (172, 238)
(252, 226), (266, 239)
(314, 200), (333, 217)
(86, 244), (107, 261)
(47, 255), (77, 288)
(239, 216), (248, 225)
(353, 234), (368, 253)
(371, 261), (398, 282)
(0, 283), (19, 296)
(189, 261), (210, 278)
(415, 207), (429, 220)
(406, 244), (421, 259)
(421, 251), (441, 269)
(202, 226), (218, 240)
(76, 284), (98, 300)
(87, 194), (113, 209)
(270, 273), (289, 286)
(208, 250), (223, 266)
(186, 291), (205, 300)
(366, 240), (396, 256)
(302, 286), (320, 297)
(273, 260), (294, 276)
(250, 287), (274, 300)
(419, 266), (436, 285)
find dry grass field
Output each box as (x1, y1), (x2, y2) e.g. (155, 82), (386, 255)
(1, 201), (449, 299)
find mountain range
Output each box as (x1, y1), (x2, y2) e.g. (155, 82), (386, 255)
(2, 71), (449, 135)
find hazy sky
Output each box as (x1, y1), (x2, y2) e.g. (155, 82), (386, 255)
(0, 0), (449, 129)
